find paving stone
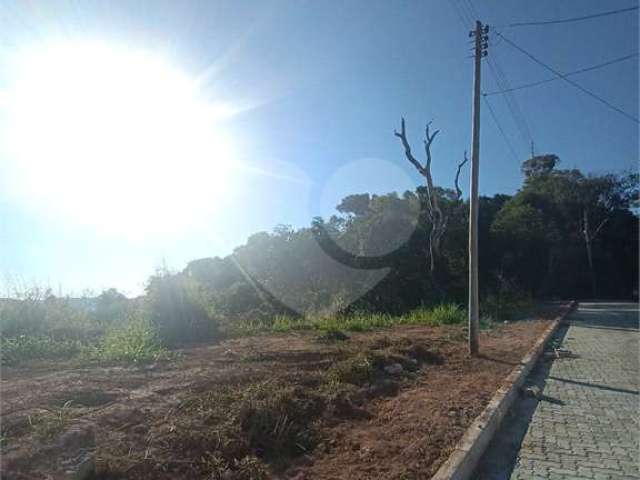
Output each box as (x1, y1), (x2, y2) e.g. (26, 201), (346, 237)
(474, 302), (639, 480)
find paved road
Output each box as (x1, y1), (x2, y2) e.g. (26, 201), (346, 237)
(475, 302), (639, 480)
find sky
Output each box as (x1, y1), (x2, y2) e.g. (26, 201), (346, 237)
(0, 0), (638, 296)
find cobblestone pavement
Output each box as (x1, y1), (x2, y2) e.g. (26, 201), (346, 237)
(475, 302), (639, 480)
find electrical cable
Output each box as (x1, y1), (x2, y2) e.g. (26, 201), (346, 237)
(484, 53), (638, 96)
(497, 32), (639, 124)
(509, 5), (638, 28)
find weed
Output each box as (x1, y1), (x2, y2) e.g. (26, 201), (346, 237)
(0, 335), (82, 366)
(28, 401), (75, 439)
(429, 304), (466, 325)
(315, 329), (349, 343)
(326, 355), (374, 385)
(238, 383), (322, 458)
(272, 315), (312, 332)
(90, 317), (168, 363)
(232, 455), (270, 480)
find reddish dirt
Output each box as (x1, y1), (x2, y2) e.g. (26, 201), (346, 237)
(297, 323), (550, 480)
(0, 305), (565, 480)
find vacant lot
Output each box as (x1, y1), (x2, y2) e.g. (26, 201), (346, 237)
(1, 307), (562, 480)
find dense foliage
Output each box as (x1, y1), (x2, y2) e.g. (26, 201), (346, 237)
(1, 156), (637, 365)
(183, 157), (637, 320)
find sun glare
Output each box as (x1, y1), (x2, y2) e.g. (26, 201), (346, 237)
(2, 40), (237, 235)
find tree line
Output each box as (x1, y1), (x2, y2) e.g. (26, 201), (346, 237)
(173, 154), (637, 332)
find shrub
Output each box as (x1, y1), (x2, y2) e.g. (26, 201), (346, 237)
(326, 355), (374, 385)
(95, 316), (167, 363)
(93, 288), (129, 326)
(315, 328), (349, 342)
(238, 383), (322, 458)
(429, 303), (466, 325)
(145, 269), (218, 346)
(402, 307), (438, 326)
(481, 293), (532, 321)
(0, 335), (82, 366)
(0, 287), (94, 340)
(271, 315), (311, 332)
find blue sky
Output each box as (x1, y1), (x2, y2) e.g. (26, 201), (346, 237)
(0, 0), (637, 296)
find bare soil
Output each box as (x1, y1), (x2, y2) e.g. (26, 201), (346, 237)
(0, 306), (563, 480)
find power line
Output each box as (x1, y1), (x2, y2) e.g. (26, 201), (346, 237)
(497, 32), (640, 124)
(464, 0), (480, 21)
(453, 0), (533, 156)
(484, 53), (639, 96)
(454, 0), (536, 158)
(509, 5), (638, 28)
(487, 56), (534, 150)
(482, 95), (519, 162)
(450, 0), (473, 30)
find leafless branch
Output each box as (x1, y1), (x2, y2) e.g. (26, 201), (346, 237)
(593, 218), (608, 239)
(393, 117), (447, 273)
(423, 121), (440, 173)
(394, 118), (427, 176)
(454, 151), (469, 200)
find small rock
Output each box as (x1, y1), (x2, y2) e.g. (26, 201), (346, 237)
(522, 386), (542, 399)
(383, 363), (403, 375)
(555, 348), (574, 358)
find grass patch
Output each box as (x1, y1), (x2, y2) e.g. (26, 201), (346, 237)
(428, 304), (466, 325)
(315, 328), (350, 343)
(326, 354), (374, 386)
(87, 317), (168, 363)
(239, 382), (323, 458)
(27, 401), (76, 439)
(229, 303), (467, 337)
(0, 335), (83, 366)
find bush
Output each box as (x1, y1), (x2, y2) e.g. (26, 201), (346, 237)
(402, 307), (439, 326)
(238, 383), (322, 458)
(0, 287), (94, 340)
(481, 293), (532, 321)
(0, 335), (82, 366)
(326, 355), (374, 385)
(272, 315), (312, 332)
(91, 315), (167, 363)
(145, 269), (218, 346)
(429, 304), (466, 325)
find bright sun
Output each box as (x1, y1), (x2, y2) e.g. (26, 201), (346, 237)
(2, 40), (237, 235)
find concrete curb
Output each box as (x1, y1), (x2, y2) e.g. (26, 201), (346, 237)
(431, 300), (577, 480)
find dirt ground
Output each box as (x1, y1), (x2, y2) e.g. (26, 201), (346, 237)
(0, 305), (565, 480)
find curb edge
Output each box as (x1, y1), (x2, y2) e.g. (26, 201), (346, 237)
(430, 300), (578, 480)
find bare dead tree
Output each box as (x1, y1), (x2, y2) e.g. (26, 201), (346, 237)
(394, 117), (468, 272)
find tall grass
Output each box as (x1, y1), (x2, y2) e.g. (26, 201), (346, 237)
(1, 336), (82, 366)
(0, 280), (470, 367)
(91, 316), (168, 363)
(227, 303), (467, 336)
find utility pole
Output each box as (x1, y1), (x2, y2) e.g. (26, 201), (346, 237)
(468, 20), (488, 356)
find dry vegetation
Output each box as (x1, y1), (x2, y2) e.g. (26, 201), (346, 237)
(0, 304), (564, 480)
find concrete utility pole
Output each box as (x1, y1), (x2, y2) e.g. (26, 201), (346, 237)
(468, 20), (488, 356)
